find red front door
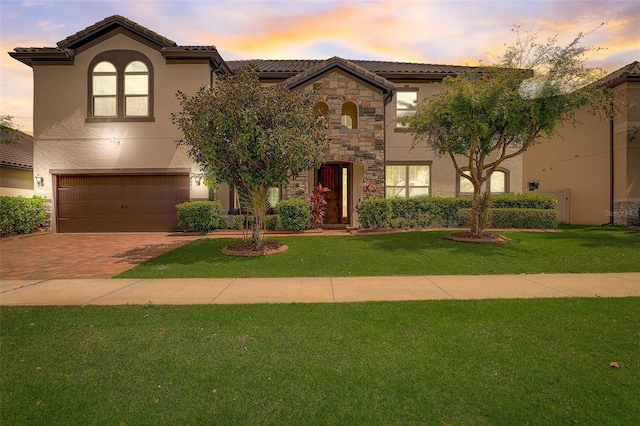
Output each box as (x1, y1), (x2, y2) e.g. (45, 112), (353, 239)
(318, 164), (349, 224)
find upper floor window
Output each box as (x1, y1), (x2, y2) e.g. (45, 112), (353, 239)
(396, 89), (418, 128)
(92, 61), (117, 117)
(87, 50), (154, 122)
(124, 61), (149, 116)
(313, 101), (329, 129)
(341, 101), (358, 129)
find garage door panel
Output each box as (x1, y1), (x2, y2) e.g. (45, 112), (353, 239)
(56, 174), (189, 233)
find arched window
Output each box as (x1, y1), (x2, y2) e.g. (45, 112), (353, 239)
(490, 170), (509, 194)
(456, 168), (510, 196)
(341, 102), (358, 129)
(88, 51), (154, 122)
(92, 61), (117, 117)
(313, 101), (329, 117)
(313, 102), (329, 128)
(124, 61), (149, 117)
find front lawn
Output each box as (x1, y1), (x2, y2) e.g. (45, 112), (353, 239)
(2, 298), (638, 425)
(116, 226), (640, 278)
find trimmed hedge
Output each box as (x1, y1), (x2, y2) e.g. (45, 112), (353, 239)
(491, 193), (557, 210)
(278, 198), (310, 231)
(176, 201), (223, 233)
(459, 208), (557, 229)
(0, 196), (47, 236)
(359, 196), (472, 229)
(358, 193), (558, 229)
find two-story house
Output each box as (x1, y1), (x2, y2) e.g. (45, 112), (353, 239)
(10, 15), (522, 233)
(523, 62), (640, 225)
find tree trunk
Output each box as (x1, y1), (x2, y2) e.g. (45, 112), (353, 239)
(469, 187), (491, 237)
(470, 192), (482, 237)
(252, 216), (263, 248)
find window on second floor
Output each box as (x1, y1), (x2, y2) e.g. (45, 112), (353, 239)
(313, 101), (329, 128)
(124, 61), (149, 116)
(88, 50), (154, 122)
(395, 89), (418, 128)
(341, 101), (358, 129)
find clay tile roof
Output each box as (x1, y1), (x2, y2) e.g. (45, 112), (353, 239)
(226, 58), (481, 79)
(0, 130), (33, 171)
(280, 56), (395, 91)
(596, 61), (640, 87)
(351, 60), (481, 75)
(228, 59), (325, 73)
(57, 15), (177, 49)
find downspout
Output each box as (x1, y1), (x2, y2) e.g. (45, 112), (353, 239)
(609, 118), (614, 225)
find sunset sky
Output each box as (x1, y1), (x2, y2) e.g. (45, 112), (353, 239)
(2, 0), (639, 135)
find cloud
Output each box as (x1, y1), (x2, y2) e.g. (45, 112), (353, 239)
(21, 1), (46, 7)
(37, 20), (66, 31)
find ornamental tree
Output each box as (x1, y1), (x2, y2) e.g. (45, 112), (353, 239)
(402, 27), (617, 236)
(0, 115), (20, 144)
(172, 67), (329, 247)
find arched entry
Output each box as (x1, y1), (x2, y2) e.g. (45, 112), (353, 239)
(317, 163), (351, 225)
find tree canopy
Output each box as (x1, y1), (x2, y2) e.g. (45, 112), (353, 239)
(0, 115), (21, 144)
(402, 27), (618, 236)
(172, 67), (329, 246)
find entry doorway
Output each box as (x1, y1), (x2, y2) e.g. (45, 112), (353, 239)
(317, 163), (350, 225)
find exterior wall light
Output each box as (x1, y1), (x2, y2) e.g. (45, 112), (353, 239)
(35, 175), (45, 187)
(191, 173), (204, 186)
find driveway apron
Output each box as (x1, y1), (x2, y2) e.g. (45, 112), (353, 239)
(0, 233), (198, 280)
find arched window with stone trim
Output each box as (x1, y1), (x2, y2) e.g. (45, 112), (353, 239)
(341, 101), (358, 129)
(313, 101), (329, 128)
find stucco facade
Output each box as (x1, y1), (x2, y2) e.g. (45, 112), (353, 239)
(10, 15), (526, 232)
(522, 65), (640, 225)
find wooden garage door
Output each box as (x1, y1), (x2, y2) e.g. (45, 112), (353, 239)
(57, 174), (190, 233)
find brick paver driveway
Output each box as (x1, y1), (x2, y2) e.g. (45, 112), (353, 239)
(0, 233), (199, 280)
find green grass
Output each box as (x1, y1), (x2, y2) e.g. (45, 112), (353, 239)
(116, 226), (640, 278)
(2, 298), (639, 425)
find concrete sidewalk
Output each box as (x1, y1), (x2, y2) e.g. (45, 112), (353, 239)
(1, 273), (638, 306)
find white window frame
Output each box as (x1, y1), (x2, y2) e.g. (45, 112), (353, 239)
(395, 89), (418, 128)
(385, 163), (431, 198)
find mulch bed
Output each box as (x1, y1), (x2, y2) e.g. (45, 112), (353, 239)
(443, 232), (508, 243)
(221, 241), (288, 257)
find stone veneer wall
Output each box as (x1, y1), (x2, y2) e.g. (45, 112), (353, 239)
(285, 70), (386, 198)
(613, 200), (640, 225)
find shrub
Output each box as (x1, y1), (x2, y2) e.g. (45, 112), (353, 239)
(265, 214), (279, 230)
(307, 184), (330, 229)
(458, 208), (557, 229)
(278, 198), (310, 231)
(176, 201), (223, 233)
(217, 215), (240, 230)
(358, 194), (558, 230)
(358, 198), (393, 229)
(492, 193), (557, 210)
(359, 196), (470, 229)
(0, 196), (47, 236)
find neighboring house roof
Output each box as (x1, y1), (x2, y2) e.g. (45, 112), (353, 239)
(596, 61), (640, 87)
(0, 130), (33, 171)
(9, 15), (230, 73)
